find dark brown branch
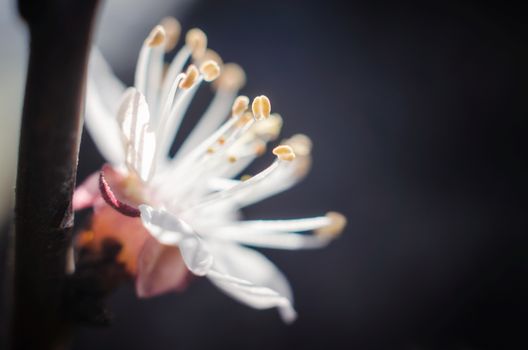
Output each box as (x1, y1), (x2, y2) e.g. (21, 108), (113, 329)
(11, 1), (100, 349)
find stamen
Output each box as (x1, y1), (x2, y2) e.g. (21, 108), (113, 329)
(272, 145), (296, 161)
(286, 134), (312, 156)
(179, 65), (199, 89)
(160, 17), (181, 52)
(236, 111), (254, 127)
(99, 169), (140, 217)
(214, 63), (246, 91)
(255, 142), (267, 156)
(136, 26), (166, 117)
(185, 159), (281, 212)
(240, 174), (252, 181)
(228, 155), (237, 163)
(253, 113), (282, 140)
(201, 49), (223, 66)
(252, 95), (271, 120)
(200, 60), (221, 82)
(185, 28), (207, 60)
(232, 96), (250, 116)
(173, 81), (239, 159)
(146, 25), (166, 47)
(316, 212), (347, 238)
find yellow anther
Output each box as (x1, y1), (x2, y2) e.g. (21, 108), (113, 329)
(272, 145), (296, 161)
(232, 96), (250, 116)
(252, 95), (271, 120)
(146, 25), (166, 47)
(185, 28), (207, 59)
(179, 65), (199, 89)
(316, 212), (347, 238)
(286, 134), (312, 156)
(214, 63), (246, 91)
(207, 147), (215, 154)
(160, 17), (181, 51)
(200, 60), (221, 82)
(228, 155), (237, 163)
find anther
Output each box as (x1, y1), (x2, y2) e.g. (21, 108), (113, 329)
(252, 95), (271, 120)
(146, 25), (166, 47)
(232, 96), (250, 116)
(316, 212), (347, 238)
(200, 60), (221, 82)
(228, 155), (237, 163)
(179, 65), (199, 89)
(272, 145), (296, 161)
(160, 17), (181, 52)
(185, 28), (207, 59)
(214, 63), (246, 91)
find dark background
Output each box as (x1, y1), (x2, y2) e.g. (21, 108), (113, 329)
(7, 0), (528, 349)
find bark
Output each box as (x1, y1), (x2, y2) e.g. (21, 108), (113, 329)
(11, 1), (100, 349)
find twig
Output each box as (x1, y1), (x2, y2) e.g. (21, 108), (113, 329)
(11, 1), (100, 349)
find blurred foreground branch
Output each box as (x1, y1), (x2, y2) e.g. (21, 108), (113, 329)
(11, 1), (100, 349)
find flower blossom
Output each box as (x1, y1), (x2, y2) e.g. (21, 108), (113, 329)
(74, 18), (346, 323)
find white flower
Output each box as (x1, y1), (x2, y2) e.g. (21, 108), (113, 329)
(79, 19), (346, 323)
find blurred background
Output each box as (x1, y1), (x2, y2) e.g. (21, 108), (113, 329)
(1, 0), (527, 349)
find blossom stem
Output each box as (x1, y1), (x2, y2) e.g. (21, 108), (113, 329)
(11, 1), (100, 349)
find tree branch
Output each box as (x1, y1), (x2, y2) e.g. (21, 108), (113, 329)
(11, 1), (100, 349)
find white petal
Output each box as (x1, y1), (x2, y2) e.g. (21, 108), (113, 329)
(179, 236), (214, 276)
(139, 205), (213, 276)
(84, 87), (125, 165)
(117, 88), (156, 181)
(84, 49), (126, 165)
(139, 205), (187, 244)
(206, 242), (297, 323)
(88, 48), (125, 113)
